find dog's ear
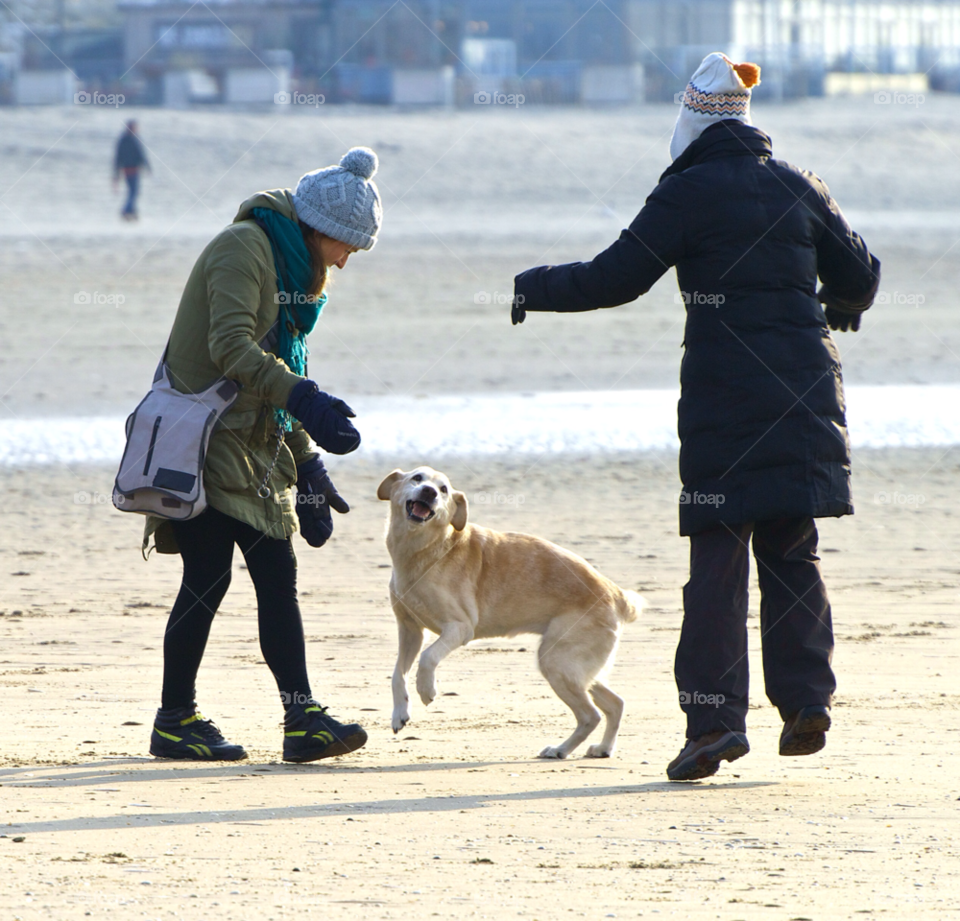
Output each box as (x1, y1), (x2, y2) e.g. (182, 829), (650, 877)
(450, 491), (468, 531)
(377, 469), (404, 501)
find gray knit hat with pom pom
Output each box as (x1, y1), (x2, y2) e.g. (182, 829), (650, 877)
(292, 147), (382, 251)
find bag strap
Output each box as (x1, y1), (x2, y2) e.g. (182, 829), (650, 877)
(259, 320), (280, 355)
(153, 339), (170, 384)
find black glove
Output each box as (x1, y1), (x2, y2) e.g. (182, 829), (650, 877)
(295, 456), (349, 548)
(511, 294), (526, 326)
(819, 285), (866, 333)
(824, 306), (862, 332)
(286, 380), (361, 455)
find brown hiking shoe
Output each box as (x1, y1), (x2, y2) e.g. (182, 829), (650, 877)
(666, 730), (750, 781)
(780, 705), (831, 756)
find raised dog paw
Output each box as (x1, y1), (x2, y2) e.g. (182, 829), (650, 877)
(391, 710), (410, 734)
(416, 673), (437, 706)
(585, 744), (613, 758)
(537, 746), (567, 760)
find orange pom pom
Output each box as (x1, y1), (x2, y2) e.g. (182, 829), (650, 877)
(733, 62), (761, 88)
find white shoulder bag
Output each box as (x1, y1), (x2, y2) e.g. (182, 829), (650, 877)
(112, 354), (240, 520)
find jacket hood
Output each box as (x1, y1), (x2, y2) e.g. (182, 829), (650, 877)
(660, 120), (772, 183)
(233, 189), (299, 224)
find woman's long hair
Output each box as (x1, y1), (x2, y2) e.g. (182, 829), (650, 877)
(300, 223), (329, 298)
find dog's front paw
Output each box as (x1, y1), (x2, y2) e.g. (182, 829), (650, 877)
(537, 745), (567, 760)
(416, 672), (437, 706)
(392, 709), (410, 734)
(585, 744), (613, 758)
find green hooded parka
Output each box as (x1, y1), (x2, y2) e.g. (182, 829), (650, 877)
(144, 189), (319, 554)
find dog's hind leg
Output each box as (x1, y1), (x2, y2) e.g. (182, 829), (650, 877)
(416, 620), (474, 706)
(536, 625), (606, 759)
(392, 610), (424, 733)
(536, 615), (621, 759)
(585, 682), (624, 758)
(536, 668), (601, 759)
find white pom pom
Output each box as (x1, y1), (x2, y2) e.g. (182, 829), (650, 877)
(339, 147), (378, 180)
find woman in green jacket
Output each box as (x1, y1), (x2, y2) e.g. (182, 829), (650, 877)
(147, 148), (381, 763)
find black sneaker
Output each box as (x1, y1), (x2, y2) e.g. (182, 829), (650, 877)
(150, 705), (247, 761)
(283, 701), (368, 763)
(780, 705), (831, 756)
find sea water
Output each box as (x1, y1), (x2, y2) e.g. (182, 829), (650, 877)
(0, 385), (956, 466)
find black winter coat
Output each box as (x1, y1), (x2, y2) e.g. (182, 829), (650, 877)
(514, 120), (880, 535)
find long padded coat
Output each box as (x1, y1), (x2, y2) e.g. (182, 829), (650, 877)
(514, 120), (880, 535)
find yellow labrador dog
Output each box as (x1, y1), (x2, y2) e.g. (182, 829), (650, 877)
(377, 466), (643, 759)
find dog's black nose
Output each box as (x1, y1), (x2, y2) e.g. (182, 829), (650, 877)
(419, 485), (438, 502)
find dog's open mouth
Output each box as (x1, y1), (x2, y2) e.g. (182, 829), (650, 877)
(406, 499), (435, 522)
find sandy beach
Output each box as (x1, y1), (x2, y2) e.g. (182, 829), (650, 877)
(0, 100), (958, 918)
(1, 451), (959, 918)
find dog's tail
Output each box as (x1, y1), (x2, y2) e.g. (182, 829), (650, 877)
(617, 589), (645, 624)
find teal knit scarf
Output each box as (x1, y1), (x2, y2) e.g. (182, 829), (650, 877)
(251, 207), (326, 430)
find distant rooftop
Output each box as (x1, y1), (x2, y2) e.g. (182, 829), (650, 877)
(118, 0), (319, 6)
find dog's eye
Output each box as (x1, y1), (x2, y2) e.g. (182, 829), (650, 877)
(411, 474), (422, 483)
(440, 485), (448, 494)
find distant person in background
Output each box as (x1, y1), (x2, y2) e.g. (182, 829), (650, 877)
(113, 120), (150, 221)
(511, 53), (880, 781)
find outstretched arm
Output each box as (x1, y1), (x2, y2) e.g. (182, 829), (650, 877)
(512, 186), (684, 321)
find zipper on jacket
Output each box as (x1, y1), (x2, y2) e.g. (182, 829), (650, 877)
(143, 416), (162, 475)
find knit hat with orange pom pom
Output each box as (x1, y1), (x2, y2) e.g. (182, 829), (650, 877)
(669, 53), (761, 161)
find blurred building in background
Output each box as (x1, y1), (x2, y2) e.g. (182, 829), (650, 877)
(633, 0), (960, 100)
(2, 0), (960, 105)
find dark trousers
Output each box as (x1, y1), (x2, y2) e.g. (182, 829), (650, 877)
(675, 518), (836, 739)
(122, 170), (140, 216)
(161, 507), (311, 710)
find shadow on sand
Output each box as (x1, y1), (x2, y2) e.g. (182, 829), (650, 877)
(3, 759), (777, 835)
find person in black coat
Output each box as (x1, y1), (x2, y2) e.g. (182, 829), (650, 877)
(113, 120), (150, 221)
(512, 53), (879, 781)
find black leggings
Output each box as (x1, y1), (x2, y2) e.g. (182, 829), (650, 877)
(161, 506), (312, 710)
